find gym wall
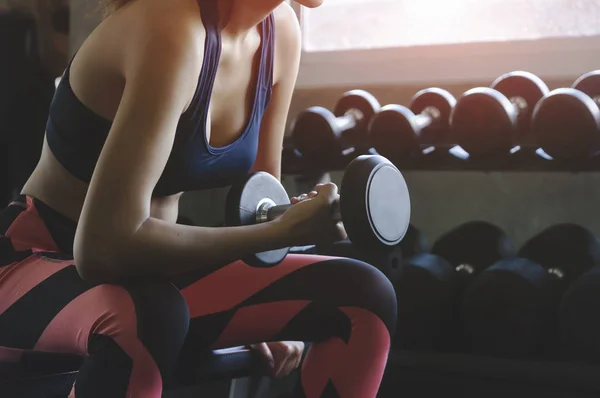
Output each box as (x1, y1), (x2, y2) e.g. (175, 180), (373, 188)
(70, 1), (599, 246)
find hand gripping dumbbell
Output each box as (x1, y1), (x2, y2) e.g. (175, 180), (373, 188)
(291, 90), (381, 160)
(531, 70), (600, 161)
(392, 221), (516, 352)
(451, 71), (550, 158)
(368, 88), (456, 161)
(461, 224), (599, 359)
(225, 155), (411, 267)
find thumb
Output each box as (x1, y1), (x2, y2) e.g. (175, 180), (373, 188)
(252, 343), (274, 369)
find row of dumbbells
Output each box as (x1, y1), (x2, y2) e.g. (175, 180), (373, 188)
(286, 70), (600, 169)
(391, 221), (600, 365)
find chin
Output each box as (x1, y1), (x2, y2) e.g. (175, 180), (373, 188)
(294, 0), (324, 8)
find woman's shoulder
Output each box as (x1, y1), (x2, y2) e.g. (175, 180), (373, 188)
(272, 2), (301, 39)
(101, 0), (205, 76)
(271, 2), (301, 83)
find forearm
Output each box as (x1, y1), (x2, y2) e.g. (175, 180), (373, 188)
(77, 217), (291, 283)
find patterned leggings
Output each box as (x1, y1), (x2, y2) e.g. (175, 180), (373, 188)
(0, 196), (397, 397)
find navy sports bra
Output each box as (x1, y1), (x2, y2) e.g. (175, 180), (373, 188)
(45, 0), (274, 197)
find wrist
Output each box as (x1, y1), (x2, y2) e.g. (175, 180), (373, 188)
(267, 219), (295, 248)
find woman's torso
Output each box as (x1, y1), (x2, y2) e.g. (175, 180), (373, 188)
(21, 0), (275, 224)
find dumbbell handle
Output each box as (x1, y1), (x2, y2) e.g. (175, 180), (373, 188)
(509, 96), (529, 113)
(335, 109), (364, 131)
(548, 267), (565, 279)
(413, 106), (442, 131)
(256, 199), (342, 224)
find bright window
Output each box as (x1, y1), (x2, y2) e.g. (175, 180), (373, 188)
(294, 1), (600, 88)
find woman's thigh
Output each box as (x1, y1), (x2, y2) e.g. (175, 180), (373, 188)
(173, 254), (398, 351)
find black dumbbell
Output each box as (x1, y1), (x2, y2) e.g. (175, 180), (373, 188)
(532, 70), (600, 161)
(368, 88), (456, 161)
(451, 71), (549, 158)
(310, 239), (403, 282)
(312, 223), (428, 282)
(291, 90), (381, 160)
(392, 221), (516, 352)
(560, 264), (600, 365)
(225, 155), (411, 267)
(462, 224), (600, 359)
(398, 224), (430, 259)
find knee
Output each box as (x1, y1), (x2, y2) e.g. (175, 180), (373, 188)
(123, 280), (190, 349)
(91, 281), (190, 378)
(329, 257), (398, 336)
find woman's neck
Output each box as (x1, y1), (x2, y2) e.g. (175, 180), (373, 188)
(219, 0), (281, 37)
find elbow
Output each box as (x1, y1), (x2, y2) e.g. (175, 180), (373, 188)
(73, 232), (131, 285)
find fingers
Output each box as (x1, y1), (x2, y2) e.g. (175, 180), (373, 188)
(291, 190), (318, 204)
(314, 182), (338, 197)
(251, 343), (275, 370)
(273, 343), (303, 378)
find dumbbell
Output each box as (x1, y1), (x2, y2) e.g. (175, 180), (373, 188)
(291, 90), (381, 160)
(225, 155), (411, 267)
(314, 223), (428, 282)
(392, 221), (516, 352)
(532, 70), (600, 161)
(369, 88), (456, 161)
(451, 71), (549, 157)
(560, 265), (600, 364)
(462, 224), (600, 359)
(398, 224), (430, 259)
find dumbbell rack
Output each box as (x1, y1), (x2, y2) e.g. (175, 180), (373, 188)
(282, 143), (600, 174)
(283, 75), (600, 398)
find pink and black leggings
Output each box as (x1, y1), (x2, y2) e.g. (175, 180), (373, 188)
(0, 196), (397, 397)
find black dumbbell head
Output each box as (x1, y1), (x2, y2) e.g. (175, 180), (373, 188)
(462, 257), (553, 358)
(531, 88), (600, 160)
(333, 89), (381, 133)
(393, 253), (457, 350)
(410, 87), (456, 132)
(518, 223), (600, 282)
(368, 104), (421, 160)
(399, 224), (430, 259)
(491, 71), (550, 125)
(291, 106), (340, 159)
(432, 220), (516, 276)
(559, 266), (600, 364)
(340, 155), (411, 249)
(450, 88), (518, 156)
(573, 70), (600, 100)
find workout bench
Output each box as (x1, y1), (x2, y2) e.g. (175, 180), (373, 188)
(0, 346), (270, 398)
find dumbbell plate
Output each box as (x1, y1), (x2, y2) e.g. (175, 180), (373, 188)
(340, 155), (410, 248)
(334, 90), (381, 131)
(292, 106), (339, 159)
(531, 88), (600, 160)
(573, 70), (600, 100)
(410, 88), (456, 131)
(369, 104), (420, 160)
(450, 88), (518, 156)
(491, 71), (550, 129)
(225, 172), (291, 267)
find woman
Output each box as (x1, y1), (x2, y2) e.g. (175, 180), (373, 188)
(0, 0), (398, 397)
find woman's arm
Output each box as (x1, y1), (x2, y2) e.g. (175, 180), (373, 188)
(251, 4), (302, 180)
(74, 11), (292, 284)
